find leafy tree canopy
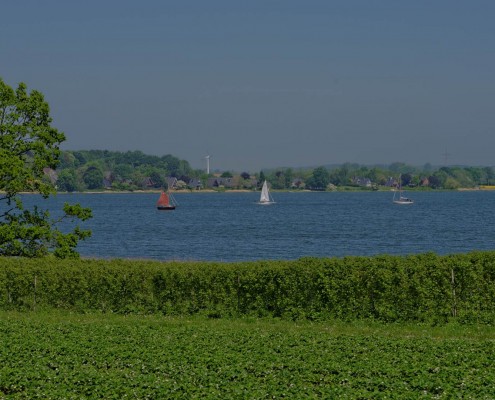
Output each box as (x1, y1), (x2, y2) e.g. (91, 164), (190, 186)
(83, 166), (104, 190)
(307, 166), (330, 189)
(0, 78), (92, 258)
(57, 150), (194, 189)
(57, 169), (78, 192)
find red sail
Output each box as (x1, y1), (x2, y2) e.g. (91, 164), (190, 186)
(156, 192), (170, 207)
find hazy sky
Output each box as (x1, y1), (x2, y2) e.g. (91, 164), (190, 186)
(2, 1), (494, 172)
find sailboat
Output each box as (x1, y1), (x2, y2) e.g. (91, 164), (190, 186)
(393, 175), (414, 205)
(257, 180), (275, 205)
(156, 191), (177, 210)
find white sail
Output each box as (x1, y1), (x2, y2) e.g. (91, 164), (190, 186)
(258, 180), (275, 204)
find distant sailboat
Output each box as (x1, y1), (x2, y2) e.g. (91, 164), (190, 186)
(156, 191), (177, 210)
(257, 180), (275, 205)
(393, 175), (414, 205)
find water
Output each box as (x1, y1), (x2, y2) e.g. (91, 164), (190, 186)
(21, 191), (495, 262)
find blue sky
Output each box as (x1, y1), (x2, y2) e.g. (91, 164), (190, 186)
(2, 1), (494, 172)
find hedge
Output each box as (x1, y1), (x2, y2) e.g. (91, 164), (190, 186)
(1, 251), (495, 323)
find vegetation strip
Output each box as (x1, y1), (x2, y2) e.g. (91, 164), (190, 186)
(54, 149), (495, 192)
(1, 312), (494, 398)
(1, 251), (495, 323)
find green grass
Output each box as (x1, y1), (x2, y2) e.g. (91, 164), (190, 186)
(1, 311), (495, 399)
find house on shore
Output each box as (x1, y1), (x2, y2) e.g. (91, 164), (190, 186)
(166, 177), (178, 190)
(188, 178), (203, 190)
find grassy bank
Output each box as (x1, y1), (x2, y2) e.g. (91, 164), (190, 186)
(1, 311), (495, 398)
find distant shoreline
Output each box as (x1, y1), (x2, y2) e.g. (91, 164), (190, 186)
(11, 186), (495, 195)
(57, 186), (495, 194)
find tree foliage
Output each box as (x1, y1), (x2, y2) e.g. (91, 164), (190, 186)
(56, 150), (194, 190)
(0, 78), (92, 258)
(306, 166), (330, 189)
(56, 169), (78, 192)
(83, 166), (104, 189)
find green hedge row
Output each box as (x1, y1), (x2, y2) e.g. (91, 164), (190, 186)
(1, 251), (495, 323)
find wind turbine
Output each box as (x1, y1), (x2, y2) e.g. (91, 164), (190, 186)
(205, 154), (211, 174)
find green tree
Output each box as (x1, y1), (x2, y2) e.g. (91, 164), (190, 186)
(0, 78), (92, 258)
(58, 152), (77, 169)
(72, 151), (87, 166)
(271, 170), (286, 189)
(428, 174), (443, 189)
(83, 166), (104, 189)
(368, 167), (387, 185)
(149, 170), (164, 188)
(330, 163), (351, 186)
(483, 167), (494, 185)
(444, 176), (461, 189)
(284, 168), (294, 189)
(57, 169), (78, 192)
(113, 163), (134, 181)
(465, 167), (483, 186)
(401, 173), (413, 187)
(307, 166), (330, 190)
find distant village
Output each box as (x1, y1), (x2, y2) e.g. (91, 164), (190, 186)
(45, 168), (428, 192)
(45, 150), (495, 192)
(151, 175), (419, 191)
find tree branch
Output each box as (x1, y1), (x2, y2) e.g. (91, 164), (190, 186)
(0, 207), (15, 218)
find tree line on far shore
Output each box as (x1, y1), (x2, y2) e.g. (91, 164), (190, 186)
(53, 149), (495, 192)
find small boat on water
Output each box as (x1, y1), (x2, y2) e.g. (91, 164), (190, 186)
(393, 175), (414, 205)
(156, 191), (177, 210)
(257, 180), (275, 205)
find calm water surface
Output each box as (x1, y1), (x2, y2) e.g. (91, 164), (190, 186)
(24, 191), (495, 261)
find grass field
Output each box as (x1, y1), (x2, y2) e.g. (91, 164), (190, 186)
(1, 311), (494, 399)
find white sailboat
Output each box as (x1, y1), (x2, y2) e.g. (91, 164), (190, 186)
(393, 175), (414, 205)
(258, 180), (275, 205)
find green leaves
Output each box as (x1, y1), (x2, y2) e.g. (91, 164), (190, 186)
(2, 252), (495, 323)
(1, 313), (495, 398)
(0, 203), (92, 258)
(0, 77), (92, 258)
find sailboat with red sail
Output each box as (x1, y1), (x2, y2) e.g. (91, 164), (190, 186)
(156, 191), (177, 210)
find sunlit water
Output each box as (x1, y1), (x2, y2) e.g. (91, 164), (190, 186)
(22, 191), (495, 261)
